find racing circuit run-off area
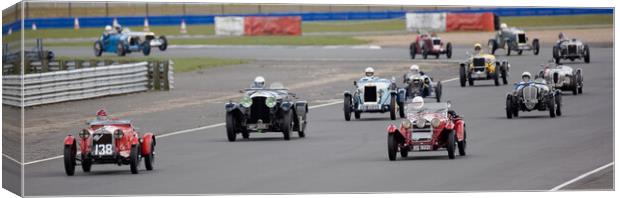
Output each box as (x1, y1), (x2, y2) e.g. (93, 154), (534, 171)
(0, 1), (616, 197)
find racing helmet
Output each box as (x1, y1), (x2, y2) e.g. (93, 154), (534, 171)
(253, 76), (265, 88)
(521, 71), (532, 82)
(411, 96), (424, 109)
(558, 32), (565, 40)
(96, 109), (108, 120)
(474, 43), (482, 54)
(409, 64), (420, 74)
(365, 67), (375, 77)
(500, 23), (508, 29)
(104, 25), (112, 32)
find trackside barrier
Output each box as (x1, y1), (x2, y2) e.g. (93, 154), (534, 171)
(4, 7), (611, 34)
(407, 12), (495, 32)
(2, 61), (174, 107)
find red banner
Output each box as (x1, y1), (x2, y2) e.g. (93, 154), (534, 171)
(446, 12), (495, 32)
(244, 16), (302, 36)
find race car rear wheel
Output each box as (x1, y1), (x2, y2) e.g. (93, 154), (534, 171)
(130, 145), (139, 174)
(447, 130), (456, 159)
(159, 36), (168, 51)
(459, 66), (467, 87)
(457, 128), (467, 156)
(548, 95), (556, 118)
(572, 75), (578, 95)
(344, 95), (352, 121)
(584, 45), (590, 63)
(493, 68), (500, 86)
(505, 96), (513, 119)
(281, 110), (293, 140)
(555, 92), (562, 116)
(387, 133), (397, 161)
(93, 41), (103, 57)
(501, 65), (508, 85)
(81, 154), (91, 172)
(226, 112), (237, 142)
(409, 42), (417, 59)
(398, 101), (405, 118)
(435, 81), (442, 102)
(446, 42), (452, 59)
(144, 136), (155, 171)
(576, 70), (583, 94)
(422, 46), (429, 59)
(389, 95), (396, 120)
(533, 39), (540, 55)
(142, 41), (151, 56)
(116, 42), (126, 56)
(505, 43), (511, 56)
(63, 143), (76, 176)
(488, 39), (497, 55)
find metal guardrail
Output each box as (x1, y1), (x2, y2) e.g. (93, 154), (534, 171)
(2, 61), (174, 107)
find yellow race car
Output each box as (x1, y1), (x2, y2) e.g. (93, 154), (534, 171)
(459, 53), (509, 87)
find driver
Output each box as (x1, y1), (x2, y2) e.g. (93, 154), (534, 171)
(514, 71), (533, 90)
(556, 32), (569, 47)
(411, 96), (424, 110)
(362, 67), (377, 80)
(251, 76), (266, 89)
(95, 109), (109, 121)
(474, 43), (483, 55)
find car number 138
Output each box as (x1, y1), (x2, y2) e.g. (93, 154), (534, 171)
(94, 144), (113, 155)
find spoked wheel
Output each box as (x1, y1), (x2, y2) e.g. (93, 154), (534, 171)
(63, 143), (76, 176)
(297, 114), (307, 138)
(555, 92), (562, 116)
(493, 68), (500, 86)
(387, 133), (397, 161)
(501, 65), (508, 85)
(129, 145), (139, 174)
(447, 130), (456, 159)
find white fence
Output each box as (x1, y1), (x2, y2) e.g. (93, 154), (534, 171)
(1, 61), (170, 107)
(405, 13), (447, 32)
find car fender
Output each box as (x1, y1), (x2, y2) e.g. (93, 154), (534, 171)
(141, 133), (155, 156)
(131, 134), (140, 146)
(397, 88), (407, 103)
(295, 101), (308, 115)
(444, 120), (455, 130)
(280, 101), (293, 112)
(225, 102), (239, 112)
(454, 120), (465, 141)
(64, 135), (75, 146)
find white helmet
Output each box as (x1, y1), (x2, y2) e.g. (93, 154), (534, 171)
(521, 71), (532, 81)
(365, 67), (375, 77)
(411, 96), (424, 109)
(500, 23), (508, 29)
(253, 76), (265, 88)
(409, 64), (419, 73)
(104, 25), (112, 32)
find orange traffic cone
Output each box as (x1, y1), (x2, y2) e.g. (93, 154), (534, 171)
(143, 18), (150, 31)
(180, 20), (187, 34)
(74, 18), (80, 30)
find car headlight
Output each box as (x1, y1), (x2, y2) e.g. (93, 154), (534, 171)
(265, 97), (276, 108)
(114, 129), (124, 139)
(401, 119), (412, 129)
(240, 97), (252, 107)
(415, 118), (426, 128)
(431, 118), (441, 128)
(79, 129), (90, 138)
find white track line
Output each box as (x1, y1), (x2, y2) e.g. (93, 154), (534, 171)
(2, 153), (22, 165)
(21, 100), (345, 165)
(549, 162), (614, 191)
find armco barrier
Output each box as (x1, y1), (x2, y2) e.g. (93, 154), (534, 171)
(2, 61), (174, 107)
(3, 7), (611, 34)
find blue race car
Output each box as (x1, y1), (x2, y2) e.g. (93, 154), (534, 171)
(343, 75), (407, 121)
(93, 28), (152, 57)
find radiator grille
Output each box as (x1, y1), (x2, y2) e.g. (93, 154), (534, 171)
(518, 34), (526, 43)
(364, 86), (377, 102)
(249, 97), (270, 123)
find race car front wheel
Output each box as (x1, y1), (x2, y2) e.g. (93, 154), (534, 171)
(226, 112), (237, 142)
(387, 134), (397, 161)
(63, 143), (76, 176)
(144, 136), (155, 171)
(159, 36), (168, 51)
(457, 127), (467, 156)
(81, 154), (91, 172)
(389, 95), (396, 120)
(447, 130), (456, 159)
(343, 95), (352, 121)
(459, 66), (467, 87)
(506, 96), (513, 119)
(281, 110), (293, 140)
(130, 145), (139, 174)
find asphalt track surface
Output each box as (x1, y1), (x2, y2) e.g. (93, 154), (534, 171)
(12, 46), (614, 195)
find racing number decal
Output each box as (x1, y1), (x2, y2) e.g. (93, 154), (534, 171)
(94, 144), (113, 155)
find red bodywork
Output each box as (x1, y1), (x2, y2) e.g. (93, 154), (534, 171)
(387, 112), (465, 151)
(411, 34), (448, 54)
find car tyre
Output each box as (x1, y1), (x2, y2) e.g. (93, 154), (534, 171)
(493, 67), (500, 86)
(435, 81), (442, 102)
(446, 42), (452, 59)
(447, 130), (456, 159)
(130, 145), (139, 174)
(548, 95), (556, 118)
(457, 128), (467, 156)
(93, 41), (103, 57)
(533, 39), (540, 55)
(63, 143), (76, 176)
(584, 45), (590, 63)
(506, 42), (512, 56)
(116, 42), (126, 56)
(282, 111), (293, 140)
(344, 95), (352, 121)
(387, 133), (397, 161)
(389, 94), (396, 120)
(506, 95), (513, 119)
(459, 65), (467, 87)
(398, 101), (405, 118)
(501, 65), (508, 85)
(555, 92), (562, 116)
(144, 137), (155, 171)
(488, 39), (497, 55)
(409, 42), (417, 59)
(225, 112), (237, 142)
(158, 36), (168, 51)
(81, 154), (91, 172)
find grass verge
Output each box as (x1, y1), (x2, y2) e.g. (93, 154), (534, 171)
(501, 14), (612, 27)
(56, 56), (248, 73)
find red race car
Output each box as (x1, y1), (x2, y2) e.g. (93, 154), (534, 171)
(386, 98), (466, 160)
(63, 110), (156, 175)
(409, 33), (453, 59)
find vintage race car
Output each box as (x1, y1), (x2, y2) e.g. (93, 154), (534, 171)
(93, 28), (165, 56)
(488, 25), (540, 56)
(403, 72), (442, 102)
(225, 82), (308, 141)
(126, 31), (168, 51)
(409, 33), (453, 59)
(344, 77), (407, 121)
(505, 78), (562, 118)
(538, 63), (583, 95)
(63, 118), (156, 175)
(553, 38), (590, 64)
(459, 53), (509, 87)
(387, 101), (466, 160)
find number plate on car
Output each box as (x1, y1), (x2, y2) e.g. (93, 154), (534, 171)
(412, 145), (432, 151)
(93, 144), (114, 156)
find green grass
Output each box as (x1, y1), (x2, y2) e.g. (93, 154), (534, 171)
(44, 35), (369, 47)
(501, 14), (612, 27)
(56, 56), (248, 73)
